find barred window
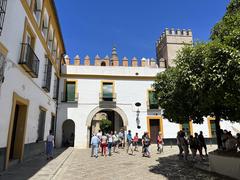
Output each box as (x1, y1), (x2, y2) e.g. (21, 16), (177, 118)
(0, 0), (7, 36)
(42, 58), (52, 92)
(53, 75), (58, 99)
(37, 108), (46, 141)
(0, 52), (6, 86)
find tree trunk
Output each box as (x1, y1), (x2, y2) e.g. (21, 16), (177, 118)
(214, 113), (222, 149)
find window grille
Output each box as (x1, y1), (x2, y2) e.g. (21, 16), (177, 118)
(0, 0), (7, 36)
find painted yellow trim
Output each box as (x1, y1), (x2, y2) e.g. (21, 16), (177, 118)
(0, 42), (8, 56)
(20, 0), (65, 77)
(5, 92), (29, 170)
(39, 106), (47, 112)
(100, 80), (116, 99)
(207, 116), (215, 138)
(61, 74), (157, 81)
(66, 79), (78, 98)
(22, 17), (36, 49)
(179, 120), (193, 135)
(146, 88), (159, 110)
(147, 116), (164, 138)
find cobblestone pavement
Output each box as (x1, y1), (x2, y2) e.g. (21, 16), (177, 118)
(53, 145), (227, 180)
(0, 145), (229, 180)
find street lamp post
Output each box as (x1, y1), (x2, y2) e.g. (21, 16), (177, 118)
(135, 102), (141, 129)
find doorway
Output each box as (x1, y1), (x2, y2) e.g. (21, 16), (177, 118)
(62, 120), (75, 147)
(6, 93), (29, 169)
(147, 117), (163, 144)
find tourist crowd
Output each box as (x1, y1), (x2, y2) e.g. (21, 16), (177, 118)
(90, 128), (240, 160)
(220, 130), (240, 152)
(90, 129), (164, 158)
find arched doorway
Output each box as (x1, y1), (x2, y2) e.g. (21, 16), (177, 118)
(62, 119), (75, 147)
(86, 107), (128, 146)
(91, 110), (124, 135)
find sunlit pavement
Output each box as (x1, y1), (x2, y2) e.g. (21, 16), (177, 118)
(0, 145), (227, 180)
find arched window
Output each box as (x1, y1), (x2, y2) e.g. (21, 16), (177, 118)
(101, 61), (106, 66)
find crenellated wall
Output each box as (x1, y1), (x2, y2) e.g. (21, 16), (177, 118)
(156, 28), (193, 68)
(64, 54), (159, 68)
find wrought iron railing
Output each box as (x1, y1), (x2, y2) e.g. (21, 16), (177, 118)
(99, 93), (116, 102)
(61, 92), (79, 102)
(19, 43), (40, 78)
(0, 0), (7, 36)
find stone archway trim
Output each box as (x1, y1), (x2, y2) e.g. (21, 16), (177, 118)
(86, 106), (128, 128)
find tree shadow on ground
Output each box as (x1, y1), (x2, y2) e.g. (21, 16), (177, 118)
(149, 154), (231, 180)
(0, 148), (67, 180)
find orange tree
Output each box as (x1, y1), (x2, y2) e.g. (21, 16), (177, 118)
(153, 0), (240, 148)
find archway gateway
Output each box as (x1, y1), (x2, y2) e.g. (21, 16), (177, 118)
(86, 107), (128, 146)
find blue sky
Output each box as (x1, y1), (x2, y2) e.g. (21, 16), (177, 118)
(55, 0), (229, 63)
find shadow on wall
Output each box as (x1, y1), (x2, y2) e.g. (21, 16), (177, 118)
(0, 148), (67, 179)
(62, 119), (75, 147)
(149, 154), (228, 179)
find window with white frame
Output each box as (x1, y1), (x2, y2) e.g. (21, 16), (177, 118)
(33, 0), (42, 24)
(41, 12), (49, 39)
(48, 27), (54, 51)
(52, 38), (57, 59)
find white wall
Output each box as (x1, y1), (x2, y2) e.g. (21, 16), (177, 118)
(0, 0), (57, 148)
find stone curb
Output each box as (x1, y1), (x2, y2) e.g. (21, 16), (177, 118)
(30, 147), (74, 180)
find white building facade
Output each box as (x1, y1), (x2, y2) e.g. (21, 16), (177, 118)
(0, 0), (65, 170)
(57, 30), (240, 149)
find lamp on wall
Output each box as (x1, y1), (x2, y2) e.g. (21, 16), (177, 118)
(135, 102), (141, 129)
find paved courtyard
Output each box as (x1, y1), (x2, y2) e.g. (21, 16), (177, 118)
(0, 145), (230, 180)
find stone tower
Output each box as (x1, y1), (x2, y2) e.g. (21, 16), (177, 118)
(111, 46), (119, 66)
(156, 28), (193, 68)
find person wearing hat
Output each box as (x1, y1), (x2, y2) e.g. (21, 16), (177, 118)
(157, 131), (164, 153)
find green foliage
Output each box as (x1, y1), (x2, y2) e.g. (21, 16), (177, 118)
(154, 41), (240, 124)
(211, 0), (240, 50)
(153, 0), (240, 125)
(100, 119), (112, 133)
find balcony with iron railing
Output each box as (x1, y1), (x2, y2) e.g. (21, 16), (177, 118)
(99, 93), (116, 108)
(61, 92), (79, 103)
(19, 43), (40, 78)
(147, 100), (162, 115)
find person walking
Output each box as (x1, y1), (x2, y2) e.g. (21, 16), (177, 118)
(142, 132), (151, 158)
(177, 131), (183, 157)
(101, 133), (108, 157)
(107, 131), (113, 156)
(194, 133), (203, 159)
(189, 135), (197, 161)
(133, 133), (139, 151)
(198, 131), (208, 156)
(118, 129), (124, 148)
(91, 134), (100, 158)
(112, 131), (119, 153)
(126, 130), (133, 155)
(97, 130), (102, 153)
(180, 131), (189, 160)
(46, 130), (54, 160)
(157, 132), (164, 153)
